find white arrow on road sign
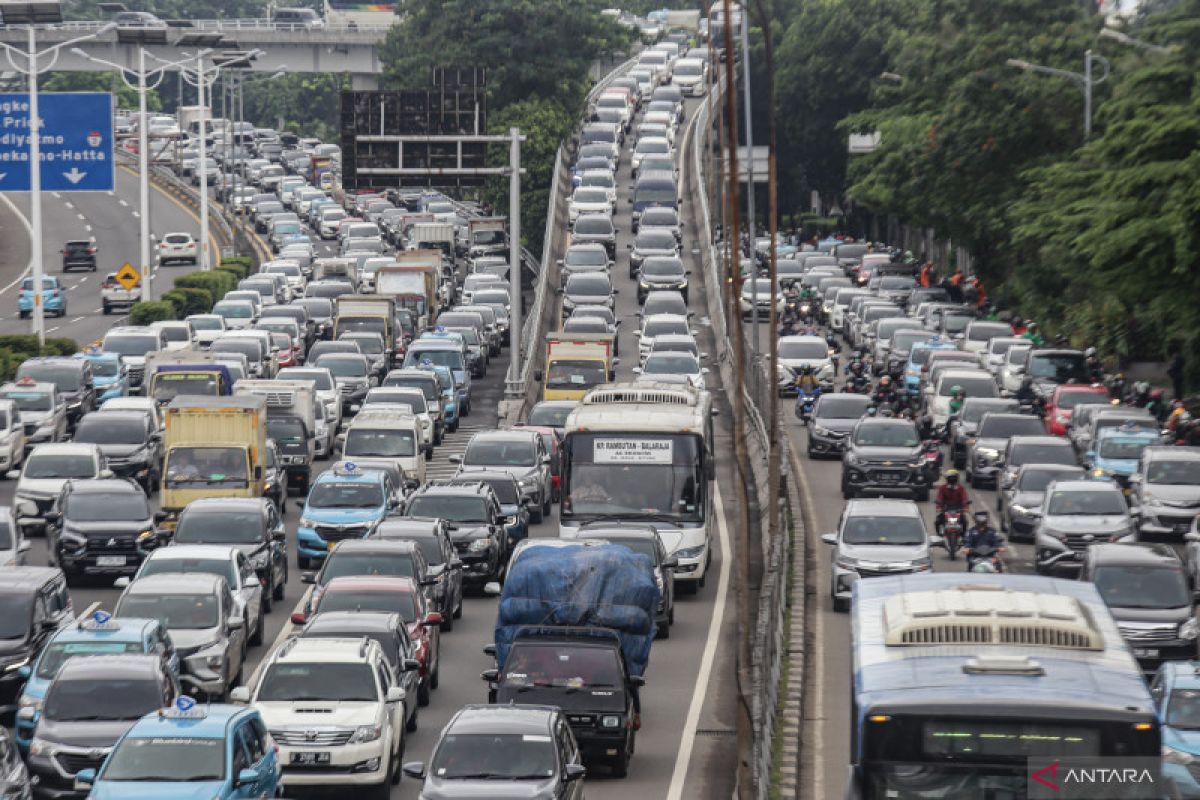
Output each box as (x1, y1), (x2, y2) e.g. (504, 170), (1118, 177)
(63, 168), (87, 185)
(0, 173), (6, 181)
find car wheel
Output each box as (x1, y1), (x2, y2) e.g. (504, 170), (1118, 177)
(841, 480), (856, 500)
(102, 303), (111, 315)
(424, 447), (432, 462)
(273, 565), (286, 602)
(430, 658), (440, 690)
(262, 582), (273, 613)
(657, 621), (670, 639)
(417, 677), (431, 707)
(832, 595), (850, 613)
(297, 554), (310, 570)
(440, 606), (454, 632)
(250, 605), (265, 646)
(610, 749), (630, 778)
(530, 503), (544, 524)
(406, 702), (419, 733)
(454, 592), (463, 619)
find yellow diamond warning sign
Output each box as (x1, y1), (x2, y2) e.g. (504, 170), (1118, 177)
(115, 263), (140, 291)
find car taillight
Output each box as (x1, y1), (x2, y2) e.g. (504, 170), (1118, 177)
(87, 248), (96, 255)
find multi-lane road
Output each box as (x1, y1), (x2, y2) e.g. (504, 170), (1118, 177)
(0, 87), (741, 798)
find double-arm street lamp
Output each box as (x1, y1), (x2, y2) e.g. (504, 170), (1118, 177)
(1006, 50), (1111, 139)
(0, 1), (115, 344)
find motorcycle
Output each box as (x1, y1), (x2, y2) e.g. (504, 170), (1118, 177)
(938, 509), (965, 560)
(794, 385), (821, 424)
(966, 540), (1006, 573)
(845, 374), (872, 394)
(920, 438), (944, 483)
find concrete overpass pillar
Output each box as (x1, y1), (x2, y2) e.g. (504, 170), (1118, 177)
(350, 74), (379, 90)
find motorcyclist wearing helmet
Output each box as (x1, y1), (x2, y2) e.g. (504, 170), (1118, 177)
(1010, 313), (1027, 336)
(962, 510), (1005, 571)
(1168, 400), (1188, 432)
(794, 364), (821, 394)
(1015, 375), (1037, 406)
(948, 385), (966, 417)
(872, 375), (897, 408)
(1129, 380), (1152, 408)
(1022, 322), (1045, 347)
(1147, 388), (1169, 424)
(1084, 347), (1104, 383)
(935, 469), (970, 535)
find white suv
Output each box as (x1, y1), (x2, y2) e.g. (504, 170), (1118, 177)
(158, 231), (198, 265)
(231, 637), (408, 792)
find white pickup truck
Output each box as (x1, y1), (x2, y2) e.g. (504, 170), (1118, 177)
(100, 272), (142, 315)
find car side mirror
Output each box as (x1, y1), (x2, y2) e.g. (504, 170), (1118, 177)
(6, 471), (21, 481)
(73, 769), (96, 791)
(662, 556), (679, 570)
(447, 454), (462, 464)
(271, 528), (286, 541)
(153, 510), (170, 523)
(481, 668), (499, 683)
(385, 686), (406, 703)
(227, 616), (244, 631)
(229, 686), (251, 703)
(533, 370), (543, 383)
(565, 764), (587, 782)
(300, 572), (316, 584)
(99, 469), (114, 479)
(483, 581), (501, 597)
(402, 762), (427, 780)
(821, 532), (838, 545)
(16, 664), (30, 679)
(629, 674), (646, 687)
(236, 768), (260, 787)
(113, 576), (131, 589)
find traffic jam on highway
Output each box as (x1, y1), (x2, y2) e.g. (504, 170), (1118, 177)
(0, 21), (729, 800)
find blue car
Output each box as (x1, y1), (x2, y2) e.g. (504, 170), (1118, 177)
(296, 462), (394, 569)
(404, 340), (472, 416)
(1086, 424), (1162, 490)
(76, 698), (281, 799)
(76, 348), (128, 402)
(422, 363), (459, 433)
(1154, 661), (1200, 797)
(15, 612), (178, 752)
(17, 275), (65, 319)
(905, 339), (958, 396)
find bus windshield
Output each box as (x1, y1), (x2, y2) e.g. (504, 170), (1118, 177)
(563, 433), (704, 522)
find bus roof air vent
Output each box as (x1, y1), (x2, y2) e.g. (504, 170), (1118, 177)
(583, 382), (698, 406)
(882, 588), (1103, 650)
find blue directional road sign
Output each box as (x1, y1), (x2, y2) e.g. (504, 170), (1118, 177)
(0, 92), (114, 192)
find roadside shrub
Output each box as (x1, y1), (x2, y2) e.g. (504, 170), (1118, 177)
(176, 270), (236, 302)
(216, 258), (251, 281)
(129, 301), (177, 326)
(169, 287), (214, 316)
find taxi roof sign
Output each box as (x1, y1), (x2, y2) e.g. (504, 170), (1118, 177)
(160, 694), (206, 719)
(79, 609), (121, 631)
(115, 263), (141, 291)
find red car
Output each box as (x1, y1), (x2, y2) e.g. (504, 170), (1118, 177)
(311, 575), (442, 706)
(267, 331), (297, 369)
(1044, 384), (1111, 436)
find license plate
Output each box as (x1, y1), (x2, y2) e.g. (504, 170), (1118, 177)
(1176, 524), (1191, 534)
(96, 556), (126, 567)
(1133, 648), (1159, 659)
(290, 751), (330, 765)
(877, 473), (899, 483)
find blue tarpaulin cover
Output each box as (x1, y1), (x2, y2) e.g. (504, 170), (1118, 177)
(494, 543), (661, 677)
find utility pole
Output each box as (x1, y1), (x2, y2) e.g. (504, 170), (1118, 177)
(507, 127), (522, 387)
(740, 14), (757, 357)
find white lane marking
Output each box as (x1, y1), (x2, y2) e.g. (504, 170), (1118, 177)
(131, 211), (140, 218)
(118, 198), (128, 207)
(78, 276), (89, 284)
(76, 213), (85, 221)
(47, 326), (59, 332)
(71, 316), (85, 323)
(51, 192), (60, 199)
(84, 224), (92, 232)
(665, 480), (733, 800)
(0, 192), (32, 292)
(790, 440), (825, 800)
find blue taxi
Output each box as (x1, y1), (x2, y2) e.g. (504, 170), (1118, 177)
(421, 362), (459, 432)
(17, 276), (65, 319)
(1153, 661), (1200, 798)
(905, 339), (958, 396)
(76, 349), (128, 402)
(1086, 423), (1162, 490)
(15, 611), (178, 752)
(76, 697), (280, 799)
(296, 463), (395, 569)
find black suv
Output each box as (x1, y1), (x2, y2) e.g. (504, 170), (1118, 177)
(1082, 542), (1198, 671)
(46, 478), (159, 582)
(375, 516), (464, 630)
(841, 418), (930, 501)
(15, 357), (94, 426)
(24, 654), (176, 795)
(483, 628), (640, 777)
(60, 239), (96, 273)
(71, 410), (161, 493)
(295, 539), (434, 623)
(170, 497), (288, 609)
(403, 481), (509, 585)
(0, 568), (73, 712)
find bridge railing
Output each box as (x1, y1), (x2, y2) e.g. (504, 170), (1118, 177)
(1, 20), (390, 36)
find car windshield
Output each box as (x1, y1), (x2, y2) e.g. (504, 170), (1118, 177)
(854, 424), (919, 448)
(528, 404), (573, 428)
(213, 302), (253, 319)
(103, 335), (159, 357)
(641, 209), (677, 226)
(643, 353), (700, 375)
(266, 417), (306, 446)
(1147, 460), (1200, 485)
(344, 429), (416, 458)
(279, 369), (333, 391)
(431, 732), (558, 780)
(637, 231), (676, 250)
(1168, 689), (1200, 730)
(45, 676), (164, 722)
(139, 556), (236, 588)
(816, 398), (870, 420)
(1057, 390), (1107, 409)
(101, 737), (224, 782)
(574, 189), (608, 204)
(18, 364), (80, 391)
(2, 390), (51, 411)
(546, 360), (608, 389)
(35, 641), (144, 680)
(961, 403), (1014, 424)
(644, 318), (689, 338)
(465, 438), (535, 467)
(407, 495), (489, 523)
(977, 417), (1045, 439)
(1010, 443), (1077, 467)
(318, 589), (417, 618)
(66, 492), (148, 522)
(89, 359), (120, 378)
(0, 596), (31, 639)
(297, 299), (333, 318)
(842, 515), (926, 545)
(566, 248), (607, 267)
(1047, 490), (1127, 516)
(319, 357), (367, 377)
(1017, 469), (1082, 492)
(574, 217), (612, 235)
(175, 509), (264, 544)
(642, 259), (682, 277)
(346, 337), (383, 355)
(501, 643), (624, 691)
(779, 340), (828, 360)
(1094, 565), (1190, 610)
(24, 454), (94, 479)
(938, 376), (997, 397)
(116, 594), (219, 630)
(408, 350), (463, 370)
(1030, 354), (1088, 382)
(189, 317), (223, 331)
(322, 554), (415, 582)
(1098, 436), (1151, 460)
(308, 481), (383, 509)
(942, 315), (973, 334)
(73, 417), (145, 445)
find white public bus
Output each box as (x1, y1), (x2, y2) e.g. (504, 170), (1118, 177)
(560, 382), (716, 591)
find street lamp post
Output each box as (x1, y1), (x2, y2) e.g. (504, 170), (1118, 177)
(1099, 26), (1174, 56)
(1006, 50), (1110, 138)
(0, 13), (115, 344)
(72, 47), (199, 302)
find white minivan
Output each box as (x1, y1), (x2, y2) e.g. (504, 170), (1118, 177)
(340, 409), (427, 486)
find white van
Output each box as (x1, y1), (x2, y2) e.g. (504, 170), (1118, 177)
(340, 410), (426, 486)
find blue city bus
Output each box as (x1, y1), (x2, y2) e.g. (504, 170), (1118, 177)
(847, 573), (1161, 799)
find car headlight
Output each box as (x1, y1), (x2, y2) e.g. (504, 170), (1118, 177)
(17, 693), (41, 712)
(977, 447), (1000, 460)
(674, 544), (705, 560)
(835, 555), (860, 570)
(639, 280), (650, 289)
(28, 737), (53, 757)
(299, 517), (316, 529)
(205, 652), (225, 670)
(59, 530), (86, 547)
(600, 715), (623, 728)
(1092, 467), (1110, 478)
(912, 556), (933, 572)
(136, 529), (155, 544)
(844, 452), (862, 466)
(811, 425), (833, 437)
(1164, 745), (1197, 765)
(1009, 504), (1038, 517)
(518, 477), (537, 489)
(1180, 618), (1199, 640)
(349, 724), (383, 743)
(469, 538), (492, 552)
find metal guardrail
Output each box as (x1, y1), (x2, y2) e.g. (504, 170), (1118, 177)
(2, 19), (391, 35)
